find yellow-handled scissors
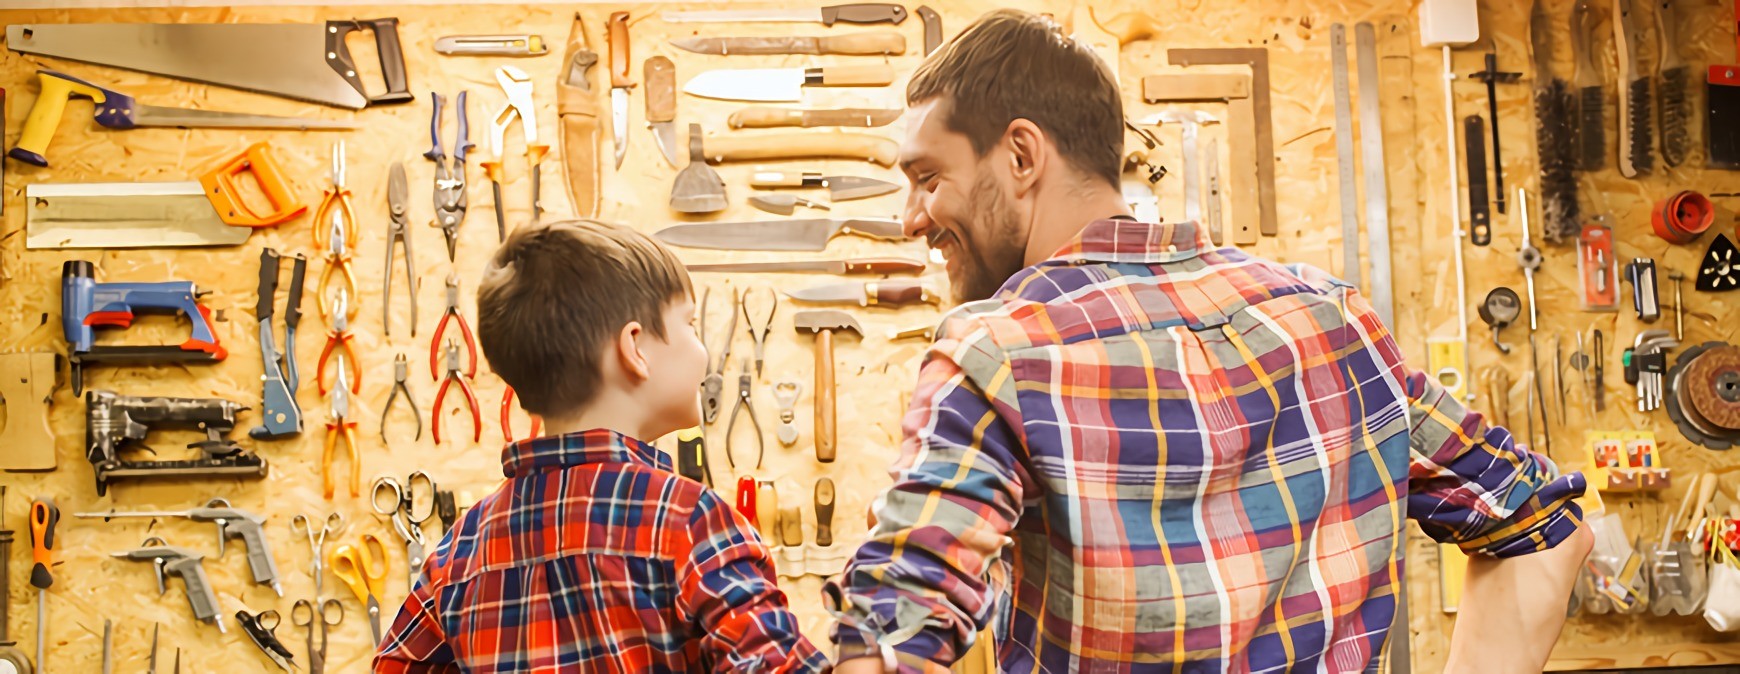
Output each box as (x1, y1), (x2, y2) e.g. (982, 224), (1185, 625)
(328, 533), (388, 647)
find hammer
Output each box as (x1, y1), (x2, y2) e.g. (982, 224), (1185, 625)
(793, 310), (863, 462)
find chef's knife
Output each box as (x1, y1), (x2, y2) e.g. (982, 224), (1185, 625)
(687, 257), (927, 275)
(655, 218), (908, 251)
(684, 65), (896, 103)
(787, 279), (940, 307)
(729, 107), (902, 129)
(750, 170), (900, 201)
(662, 3), (908, 26)
(645, 56), (679, 168)
(671, 33), (905, 56)
(608, 12), (632, 169)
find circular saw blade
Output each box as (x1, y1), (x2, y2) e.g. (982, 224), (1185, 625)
(1667, 342), (1740, 449)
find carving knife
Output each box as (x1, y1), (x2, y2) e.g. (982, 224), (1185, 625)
(750, 170), (900, 200)
(558, 13), (602, 218)
(671, 33), (905, 56)
(687, 257), (927, 274)
(645, 56), (679, 168)
(729, 107), (901, 129)
(662, 4), (908, 26)
(684, 65), (897, 103)
(655, 218), (908, 251)
(786, 279), (940, 307)
(607, 12), (633, 169)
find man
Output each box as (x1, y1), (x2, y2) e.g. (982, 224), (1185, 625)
(829, 10), (1592, 674)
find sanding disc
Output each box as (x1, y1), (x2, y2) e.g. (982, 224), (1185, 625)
(1668, 342), (1740, 449)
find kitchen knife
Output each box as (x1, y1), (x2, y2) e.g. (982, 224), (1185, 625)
(729, 107), (902, 129)
(671, 33), (906, 56)
(701, 131), (898, 166)
(662, 3), (908, 26)
(687, 257), (927, 274)
(683, 65), (896, 103)
(607, 12), (632, 169)
(787, 279), (939, 307)
(655, 218), (908, 251)
(750, 170), (900, 201)
(645, 56), (679, 168)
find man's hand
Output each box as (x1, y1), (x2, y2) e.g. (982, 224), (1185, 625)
(1443, 521), (1594, 673)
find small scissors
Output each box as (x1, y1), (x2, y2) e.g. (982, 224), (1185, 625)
(292, 598), (343, 674)
(328, 533), (388, 646)
(290, 512), (346, 598)
(371, 472), (436, 589)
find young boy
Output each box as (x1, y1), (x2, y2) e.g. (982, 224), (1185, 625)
(374, 220), (827, 673)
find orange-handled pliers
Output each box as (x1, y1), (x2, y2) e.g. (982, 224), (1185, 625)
(430, 273), (477, 381)
(501, 386), (542, 442)
(323, 358), (360, 500)
(317, 290), (362, 396)
(315, 142), (360, 322)
(433, 341), (480, 445)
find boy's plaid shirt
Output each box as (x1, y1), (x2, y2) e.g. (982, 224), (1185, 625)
(829, 219), (1585, 673)
(375, 429), (827, 673)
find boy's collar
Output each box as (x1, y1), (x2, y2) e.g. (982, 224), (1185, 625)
(501, 429), (674, 478)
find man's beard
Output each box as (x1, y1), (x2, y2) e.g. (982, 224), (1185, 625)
(942, 171), (1027, 303)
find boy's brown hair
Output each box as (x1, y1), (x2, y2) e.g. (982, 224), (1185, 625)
(477, 219), (692, 417)
(906, 8), (1124, 188)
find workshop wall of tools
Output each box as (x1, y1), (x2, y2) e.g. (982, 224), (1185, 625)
(0, 0), (1737, 671)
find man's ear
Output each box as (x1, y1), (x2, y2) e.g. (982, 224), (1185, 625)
(616, 320), (650, 383)
(1004, 118), (1047, 198)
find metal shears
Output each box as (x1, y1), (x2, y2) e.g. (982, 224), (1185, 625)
(328, 533), (388, 646)
(372, 471), (436, 589)
(292, 598), (343, 674)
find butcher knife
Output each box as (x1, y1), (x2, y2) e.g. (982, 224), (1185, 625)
(661, 4), (908, 26)
(750, 171), (899, 201)
(684, 65), (896, 103)
(787, 279), (940, 307)
(655, 218), (908, 251)
(671, 33), (906, 56)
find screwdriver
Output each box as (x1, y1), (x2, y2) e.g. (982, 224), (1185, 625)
(30, 497), (59, 673)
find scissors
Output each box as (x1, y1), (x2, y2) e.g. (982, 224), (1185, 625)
(237, 607), (297, 671)
(292, 598), (343, 674)
(291, 512), (346, 598)
(328, 533), (388, 646)
(371, 471), (436, 589)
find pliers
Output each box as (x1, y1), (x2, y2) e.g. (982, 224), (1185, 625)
(741, 287), (777, 377)
(381, 354), (422, 444)
(726, 361), (764, 470)
(481, 66), (550, 240)
(699, 287), (737, 425)
(315, 141), (359, 322)
(317, 290), (362, 396)
(433, 341), (481, 445)
(501, 387), (543, 442)
(425, 91), (472, 260)
(384, 162), (417, 337)
(324, 358), (360, 500)
(430, 273), (478, 381)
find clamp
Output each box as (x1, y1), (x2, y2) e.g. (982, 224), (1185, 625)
(381, 354), (422, 444)
(725, 361), (764, 469)
(430, 273), (478, 381)
(384, 162), (417, 337)
(425, 90), (473, 261)
(433, 341), (481, 445)
(317, 290), (362, 396)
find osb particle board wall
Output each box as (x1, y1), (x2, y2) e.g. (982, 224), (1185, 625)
(0, 1), (1736, 673)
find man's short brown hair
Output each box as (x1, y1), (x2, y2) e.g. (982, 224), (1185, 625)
(907, 9), (1124, 188)
(477, 219), (692, 417)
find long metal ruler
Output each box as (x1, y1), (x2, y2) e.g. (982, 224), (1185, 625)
(1331, 24), (1363, 289)
(1356, 22), (1395, 329)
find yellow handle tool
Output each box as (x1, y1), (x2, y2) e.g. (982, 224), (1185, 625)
(11, 70), (107, 167)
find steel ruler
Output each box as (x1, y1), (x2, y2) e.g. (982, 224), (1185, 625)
(1356, 23), (1395, 329)
(1331, 24), (1363, 289)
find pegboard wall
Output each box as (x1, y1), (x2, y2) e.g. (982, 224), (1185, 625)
(0, 1), (1736, 672)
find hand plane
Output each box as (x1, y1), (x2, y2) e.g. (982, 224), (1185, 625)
(61, 260), (226, 396)
(85, 390), (268, 496)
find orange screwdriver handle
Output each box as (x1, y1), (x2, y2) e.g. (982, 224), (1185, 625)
(199, 142), (308, 228)
(29, 498), (58, 590)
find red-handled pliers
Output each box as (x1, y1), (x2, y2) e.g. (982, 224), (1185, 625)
(433, 340), (480, 444)
(431, 273), (477, 381)
(318, 290), (362, 396)
(501, 386), (543, 442)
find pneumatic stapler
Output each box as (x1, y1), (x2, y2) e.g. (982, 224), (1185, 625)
(86, 390), (269, 496)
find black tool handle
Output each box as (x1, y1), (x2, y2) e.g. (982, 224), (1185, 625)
(327, 19), (415, 106)
(1464, 116), (1492, 246)
(677, 431), (707, 485)
(256, 249), (280, 322)
(821, 3), (908, 25)
(285, 255), (307, 331)
(1484, 53), (1508, 215)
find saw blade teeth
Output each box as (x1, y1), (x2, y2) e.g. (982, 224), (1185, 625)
(1576, 86), (1606, 171)
(1627, 78), (1655, 174)
(1659, 66), (1691, 167)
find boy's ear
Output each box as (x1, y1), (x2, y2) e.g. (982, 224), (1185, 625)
(617, 320), (650, 383)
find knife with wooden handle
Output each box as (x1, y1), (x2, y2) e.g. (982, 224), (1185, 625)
(814, 478), (835, 547)
(701, 131), (898, 166)
(728, 107), (902, 129)
(558, 13), (601, 218)
(607, 12), (632, 169)
(671, 32), (905, 56)
(687, 257), (927, 275)
(787, 278), (939, 307)
(645, 56), (678, 168)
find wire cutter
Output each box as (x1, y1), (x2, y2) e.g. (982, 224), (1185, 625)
(481, 66), (550, 241)
(741, 287), (777, 377)
(699, 287), (737, 425)
(384, 162), (417, 337)
(726, 360), (764, 469)
(382, 354), (422, 443)
(317, 289), (362, 396)
(433, 340), (481, 445)
(425, 91), (472, 260)
(327, 534), (385, 646)
(431, 273), (478, 381)
(314, 142), (359, 322)
(501, 386), (542, 442)
(237, 608), (296, 671)
(323, 357), (360, 500)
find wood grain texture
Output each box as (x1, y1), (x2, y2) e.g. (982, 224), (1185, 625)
(2, 1), (1737, 672)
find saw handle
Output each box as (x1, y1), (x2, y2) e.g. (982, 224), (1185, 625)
(327, 18), (414, 106)
(10, 69), (108, 167)
(199, 142), (308, 228)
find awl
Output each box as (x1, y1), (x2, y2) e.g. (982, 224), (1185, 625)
(656, 218), (908, 251)
(662, 3), (908, 25)
(671, 33), (906, 56)
(684, 65), (896, 103)
(787, 279), (940, 307)
(687, 257), (927, 274)
(608, 12), (633, 169)
(750, 170), (900, 201)
(11, 70), (354, 167)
